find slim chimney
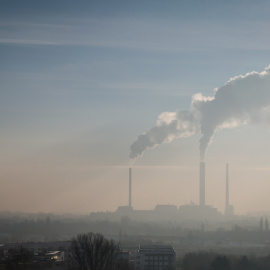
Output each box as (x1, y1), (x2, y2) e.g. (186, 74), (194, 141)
(224, 163), (234, 215)
(199, 162), (205, 206)
(226, 163), (229, 208)
(129, 168), (132, 208)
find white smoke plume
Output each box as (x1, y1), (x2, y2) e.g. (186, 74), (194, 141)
(130, 66), (270, 161)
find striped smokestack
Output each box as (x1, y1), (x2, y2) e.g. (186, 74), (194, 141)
(129, 168), (132, 208)
(199, 162), (205, 206)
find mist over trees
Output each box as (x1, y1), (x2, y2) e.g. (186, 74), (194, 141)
(179, 252), (270, 270)
(0, 212), (270, 245)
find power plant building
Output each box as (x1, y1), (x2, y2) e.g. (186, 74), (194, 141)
(90, 164), (233, 223)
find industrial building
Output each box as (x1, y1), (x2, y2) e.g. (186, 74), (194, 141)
(90, 163), (234, 223)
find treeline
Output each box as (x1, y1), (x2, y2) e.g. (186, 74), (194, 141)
(1, 214), (270, 244)
(179, 251), (270, 270)
(0, 233), (133, 270)
(0, 218), (120, 242)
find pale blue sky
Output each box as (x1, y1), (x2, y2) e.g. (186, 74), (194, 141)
(1, 0), (270, 214)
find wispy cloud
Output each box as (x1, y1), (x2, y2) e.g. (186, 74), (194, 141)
(0, 38), (62, 45)
(2, 18), (270, 51)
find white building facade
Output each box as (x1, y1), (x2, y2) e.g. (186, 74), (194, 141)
(135, 245), (176, 270)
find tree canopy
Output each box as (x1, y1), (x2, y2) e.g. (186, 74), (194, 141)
(68, 232), (120, 270)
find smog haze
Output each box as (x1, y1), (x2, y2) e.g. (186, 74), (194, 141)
(2, 0), (270, 216)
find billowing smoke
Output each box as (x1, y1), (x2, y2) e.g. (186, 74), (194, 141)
(130, 66), (270, 161)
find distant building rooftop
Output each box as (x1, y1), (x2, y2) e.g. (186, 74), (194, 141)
(138, 245), (175, 253)
(135, 245), (176, 270)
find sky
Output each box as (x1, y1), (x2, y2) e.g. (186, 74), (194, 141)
(1, 0), (270, 215)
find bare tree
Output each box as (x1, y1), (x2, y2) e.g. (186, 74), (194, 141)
(68, 232), (120, 270)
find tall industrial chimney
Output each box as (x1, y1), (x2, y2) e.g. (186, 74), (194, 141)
(224, 163), (234, 215)
(199, 162), (205, 206)
(225, 163), (229, 208)
(129, 168), (132, 208)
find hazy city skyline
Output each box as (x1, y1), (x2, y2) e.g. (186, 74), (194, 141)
(2, 0), (270, 215)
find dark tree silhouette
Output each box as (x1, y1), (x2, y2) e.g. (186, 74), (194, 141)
(210, 255), (230, 270)
(4, 246), (32, 270)
(265, 218), (269, 231)
(68, 232), (120, 270)
(235, 256), (254, 270)
(259, 217), (264, 232)
(181, 251), (214, 270)
(115, 257), (134, 270)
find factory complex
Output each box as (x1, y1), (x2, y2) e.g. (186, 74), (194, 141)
(90, 163), (235, 224)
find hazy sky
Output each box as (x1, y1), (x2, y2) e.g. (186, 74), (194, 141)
(2, 0), (270, 215)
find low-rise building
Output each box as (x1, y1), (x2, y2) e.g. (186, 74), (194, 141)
(135, 245), (176, 270)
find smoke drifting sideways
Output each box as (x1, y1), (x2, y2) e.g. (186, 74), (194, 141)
(130, 66), (270, 162)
